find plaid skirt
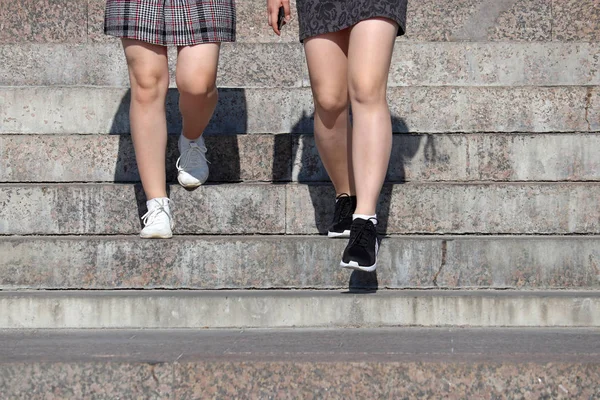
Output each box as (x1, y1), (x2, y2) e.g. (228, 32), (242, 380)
(104, 0), (236, 46)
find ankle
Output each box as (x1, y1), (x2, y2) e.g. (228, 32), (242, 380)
(180, 131), (203, 142)
(353, 214), (377, 225)
(146, 197), (170, 209)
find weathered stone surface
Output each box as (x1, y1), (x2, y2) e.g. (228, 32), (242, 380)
(0, 363), (172, 399)
(293, 133), (600, 182)
(0, 43), (126, 87)
(0, 135), (292, 183)
(4, 43), (600, 87)
(87, 0), (108, 43)
(0, 43), (305, 87)
(0, 236), (440, 290)
(2, 328), (599, 397)
(1, 183), (598, 235)
(30, 0), (87, 43)
(0, 2), (31, 43)
(0, 184), (285, 235)
(3, 133), (599, 184)
(389, 42), (600, 86)
(552, 0), (600, 41)
(0, 87), (593, 134)
(3, 328), (599, 363)
(405, 0), (551, 42)
(439, 237), (600, 288)
(0, 0), (87, 44)
(0, 290), (599, 328)
(389, 86), (591, 133)
(1, 236), (599, 290)
(286, 183), (600, 234)
(174, 362), (600, 399)
(589, 87), (600, 131)
(218, 43), (306, 87)
(0, 361), (597, 399)
(485, 0), (552, 41)
(0, 87), (313, 135)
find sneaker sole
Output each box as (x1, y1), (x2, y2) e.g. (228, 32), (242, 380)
(339, 260), (377, 272)
(177, 177), (204, 189)
(140, 232), (173, 239)
(327, 230), (350, 238)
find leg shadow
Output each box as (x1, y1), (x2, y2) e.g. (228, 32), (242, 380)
(204, 88), (248, 184)
(288, 113), (423, 291)
(112, 88), (248, 228)
(111, 88), (182, 225)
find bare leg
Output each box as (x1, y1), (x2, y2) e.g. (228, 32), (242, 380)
(176, 43), (221, 140)
(304, 30), (354, 195)
(122, 39), (169, 200)
(347, 18), (398, 215)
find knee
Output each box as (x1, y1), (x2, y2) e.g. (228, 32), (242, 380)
(349, 80), (386, 106)
(176, 74), (217, 101)
(130, 67), (168, 105)
(313, 90), (348, 117)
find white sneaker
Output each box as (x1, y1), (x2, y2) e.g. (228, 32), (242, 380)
(140, 198), (174, 239)
(177, 135), (209, 189)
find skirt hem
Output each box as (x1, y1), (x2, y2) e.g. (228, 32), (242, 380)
(299, 13), (405, 43)
(104, 31), (236, 46)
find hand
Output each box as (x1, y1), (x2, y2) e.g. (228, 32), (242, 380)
(267, 0), (291, 36)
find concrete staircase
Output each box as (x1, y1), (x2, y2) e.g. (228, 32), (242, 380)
(1, 0), (599, 398)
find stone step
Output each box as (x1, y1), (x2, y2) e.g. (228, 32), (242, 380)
(0, 328), (598, 398)
(2, 133), (599, 183)
(4, 0), (598, 45)
(3, 42), (600, 87)
(0, 183), (598, 235)
(1, 290), (599, 329)
(1, 87), (597, 135)
(1, 235), (599, 290)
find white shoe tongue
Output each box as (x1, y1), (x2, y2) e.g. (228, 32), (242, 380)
(147, 198), (169, 211)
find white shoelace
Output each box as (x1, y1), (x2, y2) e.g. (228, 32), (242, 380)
(141, 199), (172, 226)
(176, 142), (210, 171)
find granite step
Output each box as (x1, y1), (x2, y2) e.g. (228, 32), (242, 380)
(0, 182), (598, 235)
(1, 86), (597, 135)
(3, 42), (600, 87)
(1, 290), (599, 329)
(1, 235), (599, 291)
(2, 133), (599, 183)
(4, 0), (598, 45)
(1, 328), (599, 398)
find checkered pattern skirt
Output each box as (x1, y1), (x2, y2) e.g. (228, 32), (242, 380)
(104, 0), (235, 46)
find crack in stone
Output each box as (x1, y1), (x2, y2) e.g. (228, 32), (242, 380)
(585, 87), (593, 132)
(432, 240), (448, 287)
(150, 364), (160, 385)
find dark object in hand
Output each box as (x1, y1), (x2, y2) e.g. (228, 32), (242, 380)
(277, 6), (286, 31)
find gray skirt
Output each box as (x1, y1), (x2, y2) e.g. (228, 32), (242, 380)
(297, 0), (407, 42)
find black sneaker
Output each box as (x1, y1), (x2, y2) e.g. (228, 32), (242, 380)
(340, 218), (379, 272)
(327, 194), (357, 238)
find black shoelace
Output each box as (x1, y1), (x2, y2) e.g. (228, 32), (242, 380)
(333, 193), (354, 223)
(349, 218), (378, 248)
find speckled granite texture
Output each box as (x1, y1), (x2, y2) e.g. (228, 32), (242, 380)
(0, 363), (171, 399)
(552, 0), (600, 41)
(3, 0), (600, 44)
(1, 182), (600, 235)
(2, 133), (600, 184)
(1, 362), (599, 399)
